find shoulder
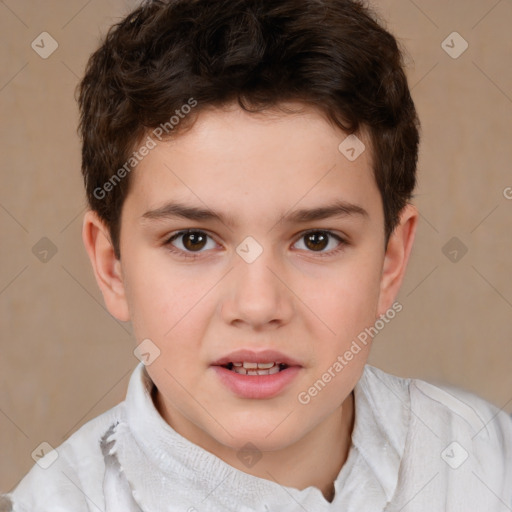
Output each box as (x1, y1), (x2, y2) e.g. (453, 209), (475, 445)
(408, 373), (512, 481)
(362, 364), (512, 462)
(362, 366), (512, 507)
(409, 373), (512, 440)
(364, 364), (512, 436)
(1, 401), (127, 512)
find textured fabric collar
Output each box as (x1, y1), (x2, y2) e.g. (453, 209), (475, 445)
(102, 363), (411, 511)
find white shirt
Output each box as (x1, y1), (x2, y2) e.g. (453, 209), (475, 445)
(2, 363), (512, 511)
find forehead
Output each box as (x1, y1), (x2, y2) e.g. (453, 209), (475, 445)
(124, 102), (381, 226)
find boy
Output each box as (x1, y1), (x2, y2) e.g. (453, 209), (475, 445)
(2, 0), (511, 510)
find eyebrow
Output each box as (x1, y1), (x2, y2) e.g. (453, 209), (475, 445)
(141, 199), (368, 227)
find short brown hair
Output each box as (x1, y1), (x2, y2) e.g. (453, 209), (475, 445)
(78, 0), (420, 259)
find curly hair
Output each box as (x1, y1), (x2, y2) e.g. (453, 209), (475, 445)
(78, 0), (420, 258)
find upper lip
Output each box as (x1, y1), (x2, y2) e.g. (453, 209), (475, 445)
(211, 349), (302, 367)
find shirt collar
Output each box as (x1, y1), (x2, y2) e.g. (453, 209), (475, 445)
(106, 363), (410, 510)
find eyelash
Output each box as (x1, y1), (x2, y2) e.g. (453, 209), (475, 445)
(164, 229), (348, 260)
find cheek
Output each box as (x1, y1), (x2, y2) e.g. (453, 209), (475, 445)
(299, 256), (382, 341)
(122, 250), (212, 342)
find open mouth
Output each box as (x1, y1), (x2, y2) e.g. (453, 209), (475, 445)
(213, 355), (301, 398)
(222, 362), (289, 376)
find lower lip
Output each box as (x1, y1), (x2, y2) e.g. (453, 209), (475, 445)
(212, 366), (301, 399)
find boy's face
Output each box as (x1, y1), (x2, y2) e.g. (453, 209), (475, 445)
(85, 102), (416, 456)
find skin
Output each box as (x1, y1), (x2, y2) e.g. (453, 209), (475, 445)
(83, 101), (417, 502)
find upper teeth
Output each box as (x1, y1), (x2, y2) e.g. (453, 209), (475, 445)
(233, 362), (278, 369)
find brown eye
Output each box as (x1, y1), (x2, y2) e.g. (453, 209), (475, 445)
(181, 231), (208, 251)
(166, 230), (216, 256)
(293, 230), (346, 256)
(303, 231), (329, 251)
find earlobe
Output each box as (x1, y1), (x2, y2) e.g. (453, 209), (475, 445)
(82, 210), (131, 322)
(377, 203), (418, 317)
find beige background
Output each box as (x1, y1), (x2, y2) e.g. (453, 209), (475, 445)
(1, 0), (511, 492)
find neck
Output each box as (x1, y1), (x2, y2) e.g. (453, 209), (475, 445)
(244, 392), (355, 502)
(155, 389), (355, 502)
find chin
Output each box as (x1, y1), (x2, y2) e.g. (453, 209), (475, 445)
(206, 415), (308, 453)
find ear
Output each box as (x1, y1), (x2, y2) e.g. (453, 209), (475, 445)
(82, 210), (130, 322)
(376, 203), (418, 317)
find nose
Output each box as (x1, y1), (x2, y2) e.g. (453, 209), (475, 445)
(220, 246), (294, 330)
